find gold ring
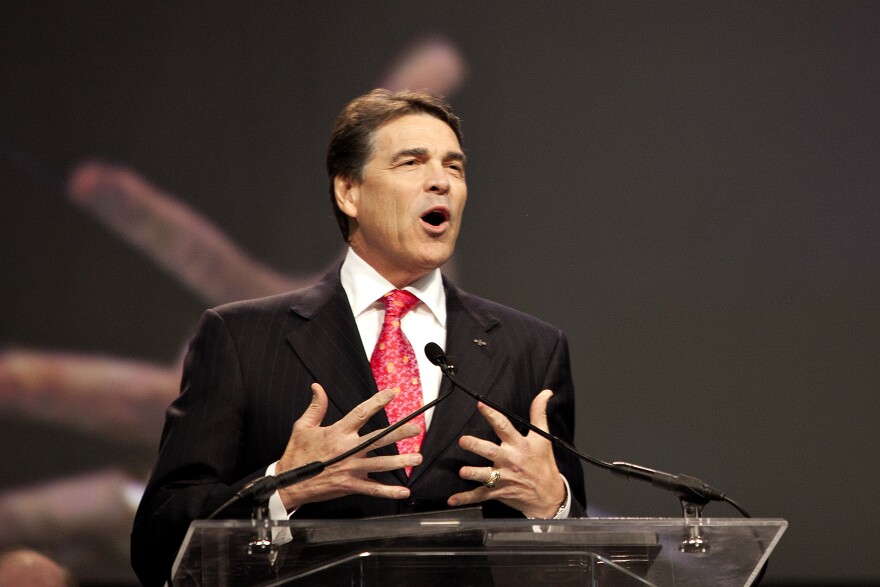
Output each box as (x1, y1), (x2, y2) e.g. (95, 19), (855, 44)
(483, 468), (501, 488)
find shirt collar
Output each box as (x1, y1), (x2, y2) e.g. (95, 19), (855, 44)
(340, 248), (447, 325)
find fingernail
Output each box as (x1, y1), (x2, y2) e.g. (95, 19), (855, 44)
(396, 489), (409, 499)
(409, 454), (422, 465)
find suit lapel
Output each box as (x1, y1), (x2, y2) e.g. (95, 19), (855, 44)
(284, 267), (388, 434)
(285, 266), (411, 483)
(409, 280), (504, 485)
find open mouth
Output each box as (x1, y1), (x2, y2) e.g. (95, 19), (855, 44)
(421, 208), (450, 228)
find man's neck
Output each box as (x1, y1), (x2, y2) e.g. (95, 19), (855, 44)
(349, 250), (432, 289)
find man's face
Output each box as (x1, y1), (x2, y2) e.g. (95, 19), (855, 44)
(337, 113), (467, 287)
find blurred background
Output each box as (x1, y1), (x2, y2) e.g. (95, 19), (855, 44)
(1, 2), (878, 585)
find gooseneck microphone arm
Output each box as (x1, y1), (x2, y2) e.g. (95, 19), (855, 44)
(424, 342), (612, 472)
(207, 384), (457, 520)
(423, 342), (750, 518)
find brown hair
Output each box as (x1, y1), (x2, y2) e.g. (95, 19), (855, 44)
(326, 89), (463, 240)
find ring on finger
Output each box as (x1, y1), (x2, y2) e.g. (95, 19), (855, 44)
(483, 468), (501, 488)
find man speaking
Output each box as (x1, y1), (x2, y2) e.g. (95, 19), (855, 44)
(131, 89), (585, 587)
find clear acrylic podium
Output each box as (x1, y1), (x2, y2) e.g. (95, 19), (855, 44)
(171, 516), (787, 586)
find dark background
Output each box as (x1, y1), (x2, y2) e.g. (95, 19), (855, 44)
(2, 2), (878, 585)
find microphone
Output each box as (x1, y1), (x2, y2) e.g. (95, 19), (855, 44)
(424, 342), (747, 516)
(424, 342), (455, 372)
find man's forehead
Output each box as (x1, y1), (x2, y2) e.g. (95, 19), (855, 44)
(372, 113), (461, 152)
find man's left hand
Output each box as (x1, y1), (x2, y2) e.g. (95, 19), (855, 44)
(447, 389), (566, 518)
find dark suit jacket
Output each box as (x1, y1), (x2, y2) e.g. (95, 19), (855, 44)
(131, 266), (585, 587)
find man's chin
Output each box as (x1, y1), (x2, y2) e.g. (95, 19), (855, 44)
(416, 246), (455, 272)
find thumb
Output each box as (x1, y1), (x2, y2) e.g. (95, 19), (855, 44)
(529, 389), (554, 433)
(293, 382), (328, 430)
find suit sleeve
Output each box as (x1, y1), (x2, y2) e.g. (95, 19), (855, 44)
(542, 330), (587, 517)
(130, 309), (265, 587)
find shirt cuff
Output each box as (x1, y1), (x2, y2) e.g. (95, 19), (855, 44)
(265, 461), (298, 520)
(553, 475), (572, 519)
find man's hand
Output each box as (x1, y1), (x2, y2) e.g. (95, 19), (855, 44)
(277, 383), (421, 511)
(447, 389), (565, 518)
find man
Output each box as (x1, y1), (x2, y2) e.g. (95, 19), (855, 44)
(131, 89), (585, 587)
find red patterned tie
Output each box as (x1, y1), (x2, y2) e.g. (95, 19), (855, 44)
(370, 289), (425, 476)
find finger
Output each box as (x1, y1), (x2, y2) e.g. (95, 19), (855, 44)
(293, 383), (329, 430)
(363, 423), (422, 451)
(447, 487), (491, 508)
(458, 435), (501, 462)
(529, 389), (554, 433)
(477, 402), (522, 444)
(355, 453), (423, 474)
(356, 482), (411, 500)
(459, 465), (495, 485)
(337, 388), (396, 433)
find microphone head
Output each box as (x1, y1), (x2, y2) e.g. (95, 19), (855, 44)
(424, 342), (446, 366)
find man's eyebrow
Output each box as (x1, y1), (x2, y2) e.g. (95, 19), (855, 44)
(390, 148), (467, 165)
(391, 147), (429, 161)
(446, 151), (467, 165)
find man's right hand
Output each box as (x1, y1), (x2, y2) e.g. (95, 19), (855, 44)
(277, 383), (420, 511)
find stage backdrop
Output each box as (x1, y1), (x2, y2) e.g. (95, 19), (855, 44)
(1, 2), (878, 585)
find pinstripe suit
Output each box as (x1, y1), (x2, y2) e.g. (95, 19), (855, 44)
(131, 264), (585, 586)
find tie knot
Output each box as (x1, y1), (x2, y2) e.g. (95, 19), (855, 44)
(381, 289), (420, 320)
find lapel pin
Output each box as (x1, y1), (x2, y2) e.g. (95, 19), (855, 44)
(473, 338), (488, 347)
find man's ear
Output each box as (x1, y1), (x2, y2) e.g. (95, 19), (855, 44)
(334, 175), (359, 219)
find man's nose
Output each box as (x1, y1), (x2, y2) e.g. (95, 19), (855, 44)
(424, 164), (450, 194)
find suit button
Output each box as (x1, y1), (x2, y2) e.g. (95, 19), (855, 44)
(405, 498), (417, 507)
